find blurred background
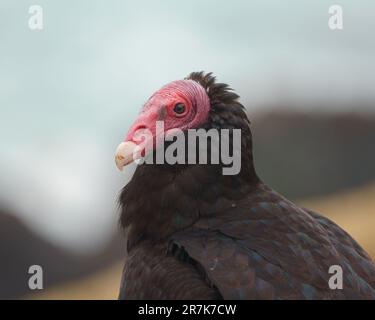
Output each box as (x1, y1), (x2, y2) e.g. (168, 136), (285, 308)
(0, 0), (374, 299)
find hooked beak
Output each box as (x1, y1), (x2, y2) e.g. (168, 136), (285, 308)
(114, 141), (138, 170)
(115, 108), (159, 171)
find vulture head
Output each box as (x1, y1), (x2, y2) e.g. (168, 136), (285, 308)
(116, 72), (259, 245)
(115, 77), (211, 169)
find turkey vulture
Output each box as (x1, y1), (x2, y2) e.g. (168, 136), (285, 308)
(115, 72), (375, 299)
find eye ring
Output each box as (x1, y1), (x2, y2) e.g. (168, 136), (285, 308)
(173, 103), (186, 115)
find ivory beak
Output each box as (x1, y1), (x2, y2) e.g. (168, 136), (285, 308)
(115, 141), (138, 170)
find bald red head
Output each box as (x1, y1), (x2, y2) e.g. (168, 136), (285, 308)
(127, 80), (210, 141)
(115, 79), (210, 169)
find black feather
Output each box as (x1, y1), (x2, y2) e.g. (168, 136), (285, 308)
(118, 72), (375, 300)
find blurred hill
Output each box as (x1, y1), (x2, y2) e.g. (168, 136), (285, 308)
(29, 182), (375, 300)
(0, 208), (124, 299)
(253, 111), (375, 198)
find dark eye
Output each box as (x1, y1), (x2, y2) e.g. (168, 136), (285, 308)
(173, 103), (185, 115)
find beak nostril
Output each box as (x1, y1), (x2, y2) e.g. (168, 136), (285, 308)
(131, 125), (150, 140)
(134, 125), (147, 132)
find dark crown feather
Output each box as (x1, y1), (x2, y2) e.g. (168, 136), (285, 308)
(186, 72), (241, 107)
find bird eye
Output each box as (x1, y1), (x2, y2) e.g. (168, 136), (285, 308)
(173, 103), (186, 115)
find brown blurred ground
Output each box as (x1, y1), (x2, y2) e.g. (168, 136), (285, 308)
(28, 183), (375, 300)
